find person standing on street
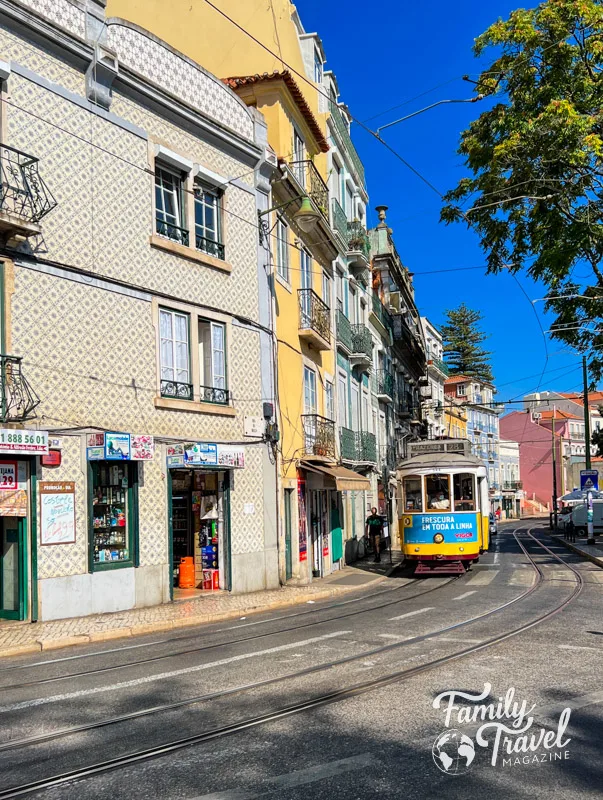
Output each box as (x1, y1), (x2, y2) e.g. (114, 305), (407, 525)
(365, 507), (384, 563)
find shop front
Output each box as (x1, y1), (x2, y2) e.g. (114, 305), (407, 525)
(0, 428), (49, 622)
(166, 441), (244, 598)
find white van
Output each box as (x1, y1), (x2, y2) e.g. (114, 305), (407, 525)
(571, 500), (603, 535)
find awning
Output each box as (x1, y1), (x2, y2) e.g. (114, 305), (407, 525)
(300, 461), (371, 491)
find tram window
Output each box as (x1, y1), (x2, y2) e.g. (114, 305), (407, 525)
(426, 475), (451, 510)
(454, 473), (475, 511)
(403, 476), (423, 512)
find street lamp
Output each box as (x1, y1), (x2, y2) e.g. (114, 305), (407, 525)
(257, 195), (321, 245)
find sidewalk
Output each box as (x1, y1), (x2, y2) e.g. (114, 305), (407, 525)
(552, 534), (603, 568)
(0, 551), (404, 658)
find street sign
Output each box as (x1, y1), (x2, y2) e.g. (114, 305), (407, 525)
(580, 470), (599, 492)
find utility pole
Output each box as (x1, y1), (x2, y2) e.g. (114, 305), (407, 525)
(583, 355), (595, 545)
(552, 408), (558, 530)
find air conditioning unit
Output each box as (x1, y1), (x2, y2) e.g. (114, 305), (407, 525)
(389, 292), (401, 312)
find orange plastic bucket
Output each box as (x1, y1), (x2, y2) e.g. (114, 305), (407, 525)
(178, 556), (195, 589)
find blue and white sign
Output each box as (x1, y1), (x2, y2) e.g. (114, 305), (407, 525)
(402, 513), (478, 544)
(580, 470), (599, 492)
(105, 433), (130, 461)
(185, 443), (218, 466)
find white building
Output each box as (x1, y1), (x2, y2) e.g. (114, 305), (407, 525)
(421, 318), (447, 439)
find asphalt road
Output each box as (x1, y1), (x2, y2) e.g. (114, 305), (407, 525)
(0, 521), (601, 799)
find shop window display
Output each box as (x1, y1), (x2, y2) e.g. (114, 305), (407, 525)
(90, 462), (137, 567)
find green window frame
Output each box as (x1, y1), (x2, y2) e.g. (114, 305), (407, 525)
(88, 461), (139, 573)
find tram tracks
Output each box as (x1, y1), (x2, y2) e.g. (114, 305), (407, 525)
(0, 524), (584, 799)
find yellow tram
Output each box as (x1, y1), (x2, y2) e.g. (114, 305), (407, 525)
(397, 439), (490, 574)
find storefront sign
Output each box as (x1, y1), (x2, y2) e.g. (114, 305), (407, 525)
(105, 433), (131, 461)
(0, 462), (17, 490)
(40, 482), (76, 545)
(41, 450), (62, 467)
(217, 445), (245, 468)
(87, 433), (105, 448)
(0, 461), (28, 517)
(185, 443), (218, 466)
(167, 444), (184, 456)
(131, 435), (154, 461)
(87, 447), (105, 461)
(0, 429), (48, 456)
(167, 455), (184, 468)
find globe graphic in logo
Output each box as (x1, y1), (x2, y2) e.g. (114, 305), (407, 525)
(432, 729), (476, 775)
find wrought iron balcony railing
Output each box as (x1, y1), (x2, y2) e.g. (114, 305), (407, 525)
(0, 355), (40, 422)
(351, 324), (372, 360)
(160, 379), (193, 400)
(347, 221), (370, 258)
(289, 160), (329, 220)
(340, 426), (357, 462)
(336, 309), (353, 352)
(328, 101), (366, 190)
(156, 218), (190, 246)
(339, 427), (377, 464)
(375, 369), (394, 400)
(0, 144), (56, 224)
(331, 197), (348, 243)
(298, 288), (331, 345)
(302, 413), (336, 459)
(503, 481), (523, 491)
(371, 293), (393, 334)
(427, 354), (450, 376)
(200, 384), (231, 405)
(357, 431), (377, 463)
(195, 233), (225, 261)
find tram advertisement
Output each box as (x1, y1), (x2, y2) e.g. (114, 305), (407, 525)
(403, 513), (478, 542)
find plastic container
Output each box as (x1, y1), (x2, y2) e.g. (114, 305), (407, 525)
(178, 556), (196, 589)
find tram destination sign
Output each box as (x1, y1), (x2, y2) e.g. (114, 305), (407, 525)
(0, 428), (49, 456)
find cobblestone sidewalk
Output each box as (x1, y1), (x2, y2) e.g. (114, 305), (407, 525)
(0, 553), (403, 658)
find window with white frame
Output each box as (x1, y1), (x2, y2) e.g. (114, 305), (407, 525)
(338, 371), (348, 427)
(457, 384), (467, 397)
(194, 182), (224, 259)
(303, 366), (317, 413)
(345, 185), (354, 222)
(314, 49), (323, 84)
(322, 272), (331, 309)
(275, 215), (289, 282)
(293, 129), (306, 185)
(159, 308), (191, 398)
(325, 380), (334, 421)
(155, 166), (187, 244)
(198, 319), (228, 403)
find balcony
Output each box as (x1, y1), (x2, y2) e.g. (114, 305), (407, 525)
(0, 355), (40, 422)
(427, 355), (450, 377)
(195, 233), (225, 261)
(199, 384), (231, 405)
(375, 369), (394, 404)
(331, 197), (348, 248)
(156, 218), (189, 246)
(340, 427), (377, 464)
(328, 101), (366, 190)
(347, 220), (370, 273)
(161, 379), (193, 400)
(336, 312), (372, 369)
(290, 159), (328, 219)
(488, 450), (496, 462)
(503, 481), (523, 491)
(370, 293), (393, 338)
(302, 414), (336, 460)
(0, 145), (57, 241)
(299, 289), (331, 351)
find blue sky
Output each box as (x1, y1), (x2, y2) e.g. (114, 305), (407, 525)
(296, 0), (589, 403)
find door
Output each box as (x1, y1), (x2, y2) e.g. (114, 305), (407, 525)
(331, 495), (343, 564)
(300, 249), (312, 325)
(171, 492), (191, 582)
(0, 517), (26, 620)
(284, 488), (293, 581)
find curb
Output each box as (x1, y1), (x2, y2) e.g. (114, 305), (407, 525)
(551, 535), (603, 568)
(0, 564), (403, 659)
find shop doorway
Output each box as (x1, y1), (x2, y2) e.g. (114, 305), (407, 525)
(169, 469), (230, 599)
(0, 517), (27, 620)
(309, 489), (328, 578)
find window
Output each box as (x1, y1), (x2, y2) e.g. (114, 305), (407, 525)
(346, 185), (354, 222)
(198, 320), (228, 404)
(338, 371), (348, 427)
(155, 166), (187, 244)
(293, 129), (306, 184)
(304, 366), (317, 413)
(90, 461), (138, 570)
(426, 474), (451, 510)
(333, 160), (343, 204)
(404, 476), (423, 512)
(275, 215), (289, 282)
(159, 309), (191, 399)
(454, 473), (475, 511)
(314, 49), (323, 84)
(325, 380), (334, 421)
(322, 272), (331, 309)
(194, 182), (224, 259)
(456, 384), (466, 397)
(336, 269), (344, 312)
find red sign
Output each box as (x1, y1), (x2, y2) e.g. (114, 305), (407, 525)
(41, 450), (62, 467)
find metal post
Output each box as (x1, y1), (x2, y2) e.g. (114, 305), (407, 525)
(584, 356), (595, 544)
(552, 410), (558, 530)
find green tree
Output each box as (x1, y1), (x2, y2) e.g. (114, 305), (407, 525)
(440, 303), (494, 381)
(441, 0), (603, 379)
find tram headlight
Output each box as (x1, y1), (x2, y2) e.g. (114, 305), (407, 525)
(459, 547), (464, 552)
(433, 533), (445, 544)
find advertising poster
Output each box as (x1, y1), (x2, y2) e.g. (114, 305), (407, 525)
(217, 445), (245, 468)
(105, 433), (131, 461)
(0, 429), (48, 456)
(40, 482), (76, 545)
(298, 477), (307, 562)
(87, 433), (105, 448)
(185, 443), (218, 466)
(0, 461), (17, 491)
(131, 435), (154, 461)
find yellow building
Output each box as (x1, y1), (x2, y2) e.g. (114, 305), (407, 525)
(108, 0), (361, 582)
(444, 397), (468, 439)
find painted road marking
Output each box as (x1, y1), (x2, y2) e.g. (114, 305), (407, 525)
(466, 570), (499, 586)
(432, 636), (482, 644)
(509, 570), (534, 586)
(388, 607), (434, 621)
(454, 591), (477, 600)
(0, 631), (351, 715)
(191, 753), (380, 799)
(558, 644), (601, 652)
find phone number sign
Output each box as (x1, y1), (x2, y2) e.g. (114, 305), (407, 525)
(0, 429), (49, 455)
